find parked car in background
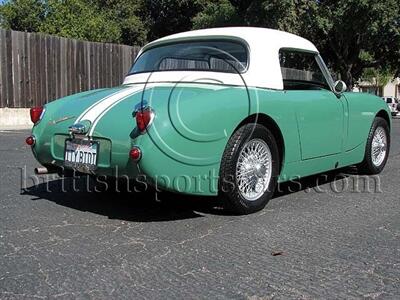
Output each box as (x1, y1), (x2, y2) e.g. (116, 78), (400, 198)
(382, 97), (399, 116)
(26, 27), (391, 214)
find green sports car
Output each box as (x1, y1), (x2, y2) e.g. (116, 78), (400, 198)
(27, 27), (391, 214)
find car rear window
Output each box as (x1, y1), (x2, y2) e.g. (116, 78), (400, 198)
(129, 40), (248, 75)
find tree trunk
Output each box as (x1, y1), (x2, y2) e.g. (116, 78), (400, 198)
(340, 67), (354, 91)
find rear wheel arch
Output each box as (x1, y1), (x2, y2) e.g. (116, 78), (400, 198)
(234, 113), (285, 171)
(376, 110), (390, 130)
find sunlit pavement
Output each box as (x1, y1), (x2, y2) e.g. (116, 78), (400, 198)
(0, 119), (399, 298)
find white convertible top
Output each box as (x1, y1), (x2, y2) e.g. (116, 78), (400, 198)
(123, 27), (320, 90)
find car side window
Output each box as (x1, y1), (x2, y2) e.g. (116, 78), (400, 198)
(279, 49), (330, 91)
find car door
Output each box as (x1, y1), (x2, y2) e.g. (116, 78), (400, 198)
(279, 49), (345, 160)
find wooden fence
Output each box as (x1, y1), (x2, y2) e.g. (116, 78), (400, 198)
(0, 29), (140, 108)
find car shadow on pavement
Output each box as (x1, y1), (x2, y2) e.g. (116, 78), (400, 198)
(274, 167), (355, 198)
(22, 167), (354, 221)
(22, 176), (221, 222)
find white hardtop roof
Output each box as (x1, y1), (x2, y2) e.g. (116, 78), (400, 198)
(124, 27), (320, 90)
(144, 27), (318, 53)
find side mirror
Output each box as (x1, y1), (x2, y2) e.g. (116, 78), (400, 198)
(334, 80), (347, 94)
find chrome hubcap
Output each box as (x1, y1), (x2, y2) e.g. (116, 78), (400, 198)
(371, 126), (387, 167)
(236, 139), (272, 201)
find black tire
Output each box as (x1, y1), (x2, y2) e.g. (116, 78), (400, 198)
(219, 123), (280, 214)
(358, 117), (390, 175)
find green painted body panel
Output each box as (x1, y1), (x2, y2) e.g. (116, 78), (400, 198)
(31, 83), (391, 196)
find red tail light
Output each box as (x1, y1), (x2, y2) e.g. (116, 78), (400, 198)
(30, 106), (44, 124)
(129, 146), (142, 161)
(135, 107), (154, 133)
(25, 135), (36, 146)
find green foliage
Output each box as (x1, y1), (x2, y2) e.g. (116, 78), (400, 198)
(40, 0), (120, 43)
(0, 0), (147, 44)
(1, 0), (399, 85)
(193, 0), (239, 28)
(193, 0), (400, 87)
(0, 0), (200, 45)
(361, 68), (394, 93)
(94, 0), (147, 45)
(310, 0), (400, 86)
(0, 0), (46, 31)
(193, 0), (316, 34)
(141, 0), (201, 41)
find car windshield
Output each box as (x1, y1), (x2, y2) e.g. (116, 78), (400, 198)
(129, 40), (248, 75)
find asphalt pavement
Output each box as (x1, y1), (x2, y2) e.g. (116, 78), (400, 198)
(0, 118), (399, 299)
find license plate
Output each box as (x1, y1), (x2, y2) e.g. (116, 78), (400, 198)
(64, 139), (99, 172)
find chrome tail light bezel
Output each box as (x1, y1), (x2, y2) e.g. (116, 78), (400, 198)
(133, 102), (155, 133)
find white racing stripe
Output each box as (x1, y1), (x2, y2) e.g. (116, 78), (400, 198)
(75, 88), (130, 124)
(77, 85), (144, 125)
(79, 81), (224, 136)
(88, 84), (155, 136)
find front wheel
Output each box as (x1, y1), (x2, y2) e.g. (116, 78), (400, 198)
(358, 117), (390, 175)
(219, 124), (280, 214)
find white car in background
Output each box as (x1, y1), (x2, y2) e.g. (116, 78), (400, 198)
(382, 97), (399, 116)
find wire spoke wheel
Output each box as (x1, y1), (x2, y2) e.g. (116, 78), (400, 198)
(236, 138), (272, 201)
(371, 126), (387, 167)
(358, 117), (390, 175)
(220, 124), (279, 214)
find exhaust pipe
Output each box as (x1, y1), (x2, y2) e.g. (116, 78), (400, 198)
(34, 167), (58, 175)
(34, 167), (49, 174)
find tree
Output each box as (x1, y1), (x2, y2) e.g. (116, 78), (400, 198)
(94, 0), (148, 45)
(0, 0), (148, 45)
(310, 0), (400, 88)
(40, 0), (121, 43)
(1, 0), (399, 81)
(0, 0), (45, 32)
(192, 0), (400, 88)
(193, 0), (240, 28)
(193, 0), (316, 34)
(360, 67), (395, 95)
(141, 0), (201, 41)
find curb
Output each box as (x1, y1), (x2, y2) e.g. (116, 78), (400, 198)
(0, 108), (33, 130)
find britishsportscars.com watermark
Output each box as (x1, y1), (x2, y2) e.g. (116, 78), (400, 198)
(20, 166), (383, 195)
